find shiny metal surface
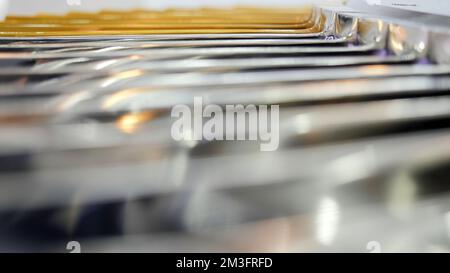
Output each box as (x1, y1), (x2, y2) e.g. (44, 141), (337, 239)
(0, 6), (449, 253)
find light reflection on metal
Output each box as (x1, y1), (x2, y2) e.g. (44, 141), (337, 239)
(115, 111), (155, 134)
(386, 171), (418, 219)
(102, 88), (147, 109)
(99, 69), (144, 88)
(315, 197), (340, 246)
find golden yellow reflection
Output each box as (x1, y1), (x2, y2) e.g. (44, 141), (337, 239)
(102, 88), (149, 110)
(115, 111), (156, 134)
(0, 6), (322, 37)
(358, 64), (390, 75)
